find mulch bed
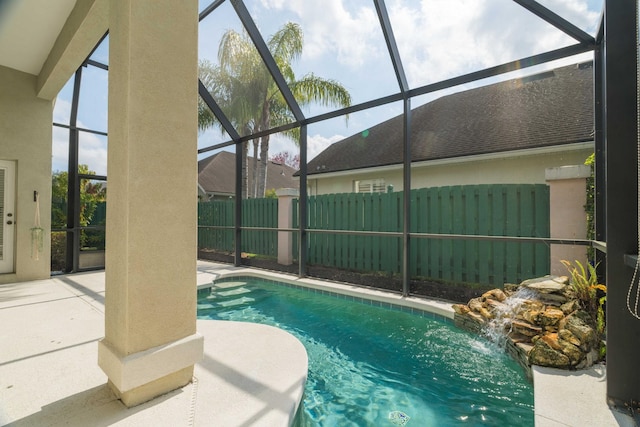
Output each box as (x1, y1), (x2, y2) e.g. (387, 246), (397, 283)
(198, 249), (491, 303)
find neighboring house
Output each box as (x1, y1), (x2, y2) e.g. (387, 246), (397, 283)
(198, 151), (299, 200)
(305, 62), (594, 195)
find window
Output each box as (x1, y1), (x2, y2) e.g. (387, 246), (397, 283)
(354, 179), (386, 193)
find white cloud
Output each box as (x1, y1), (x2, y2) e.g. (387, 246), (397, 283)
(259, 0), (600, 87)
(78, 132), (108, 176)
(53, 98), (71, 124)
(307, 133), (344, 160)
(51, 126), (69, 173)
(539, 0), (600, 33)
(260, 0), (384, 68)
(51, 121), (108, 175)
(263, 132), (344, 162)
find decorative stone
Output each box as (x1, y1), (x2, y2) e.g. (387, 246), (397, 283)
(528, 339), (570, 368)
(512, 320), (542, 337)
(521, 275), (569, 293)
(563, 314), (596, 350)
(558, 329), (581, 347)
(452, 304), (470, 315)
(479, 307), (494, 319)
(536, 293), (569, 305)
(484, 298), (508, 314)
(504, 283), (520, 293)
(539, 308), (565, 328)
(507, 332), (532, 344)
(466, 311), (486, 324)
(456, 274), (603, 371)
(560, 300), (581, 315)
(521, 309), (541, 325)
(482, 289), (508, 302)
(518, 300), (545, 313)
(558, 338), (583, 365)
(516, 342), (534, 354)
(468, 297), (484, 312)
(540, 333), (562, 351)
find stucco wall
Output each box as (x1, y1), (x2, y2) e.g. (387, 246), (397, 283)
(308, 146), (593, 195)
(0, 66), (53, 283)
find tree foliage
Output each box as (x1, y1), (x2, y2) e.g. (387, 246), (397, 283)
(51, 165), (106, 229)
(270, 151), (300, 169)
(198, 22), (351, 198)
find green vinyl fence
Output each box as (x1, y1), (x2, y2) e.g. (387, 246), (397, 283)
(198, 184), (550, 286)
(198, 198), (278, 257)
(294, 184), (550, 286)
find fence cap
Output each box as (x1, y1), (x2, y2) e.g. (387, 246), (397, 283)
(275, 188), (299, 197)
(545, 165), (591, 181)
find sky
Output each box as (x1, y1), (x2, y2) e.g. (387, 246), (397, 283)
(52, 0), (603, 175)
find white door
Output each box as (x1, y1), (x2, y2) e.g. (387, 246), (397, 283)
(0, 160), (16, 274)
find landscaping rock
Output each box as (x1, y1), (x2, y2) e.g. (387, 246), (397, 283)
(563, 313), (596, 350)
(512, 320), (542, 337)
(558, 329), (581, 347)
(482, 289), (508, 302)
(539, 308), (565, 328)
(521, 275), (568, 292)
(452, 274), (603, 371)
(529, 339), (570, 368)
(560, 299), (581, 315)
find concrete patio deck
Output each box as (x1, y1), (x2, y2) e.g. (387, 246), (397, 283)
(0, 261), (307, 426)
(0, 260), (637, 426)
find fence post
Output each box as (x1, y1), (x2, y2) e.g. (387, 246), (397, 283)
(277, 188), (299, 265)
(545, 165), (591, 275)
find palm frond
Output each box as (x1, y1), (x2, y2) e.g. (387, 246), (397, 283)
(268, 22), (303, 65)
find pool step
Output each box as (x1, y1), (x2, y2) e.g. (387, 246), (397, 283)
(200, 280), (269, 311)
(216, 296), (255, 307)
(211, 280), (249, 289)
(215, 287), (252, 297)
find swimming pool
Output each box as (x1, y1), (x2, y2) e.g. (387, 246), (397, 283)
(197, 277), (533, 426)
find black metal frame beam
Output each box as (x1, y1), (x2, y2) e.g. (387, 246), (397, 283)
(85, 59), (108, 71)
(198, 42), (595, 155)
(198, 80), (241, 140)
(198, 225), (593, 246)
(512, 0), (595, 45)
(199, 0), (226, 21)
(374, 0), (409, 94)
(235, 141), (242, 266)
(65, 67), (83, 273)
(196, 0), (600, 298)
(53, 123), (108, 137)
(374, 0), (412, 295)
(593, 17), (606, 281)
(298, 125), (308, 277)
(602, 0), (640, 412)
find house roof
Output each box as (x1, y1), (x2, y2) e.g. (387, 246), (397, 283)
(198, 151), (299, 196)
(306, 62), (594, 176)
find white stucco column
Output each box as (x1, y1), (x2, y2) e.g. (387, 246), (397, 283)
(276, 188), (299, 265)
(97, 0), (202, 407)
(545, 165), (591, 276)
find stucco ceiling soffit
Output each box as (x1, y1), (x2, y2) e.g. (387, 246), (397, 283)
(37, 0), (108, 100)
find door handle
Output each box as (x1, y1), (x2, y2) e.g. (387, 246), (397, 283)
(6, 221), (13, 225)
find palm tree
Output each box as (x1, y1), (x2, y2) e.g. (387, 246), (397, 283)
(199, 22), (351, 198)
(199, 59), (256, 199)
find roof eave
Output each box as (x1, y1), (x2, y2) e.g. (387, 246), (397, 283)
(305, 141), (594, 180)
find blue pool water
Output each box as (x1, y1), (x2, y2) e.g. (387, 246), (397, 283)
(197, 278), (534, 426)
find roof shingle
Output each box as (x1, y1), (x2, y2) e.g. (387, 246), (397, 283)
(307, 62), (594, 175)
(198, 151), (299, 196)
